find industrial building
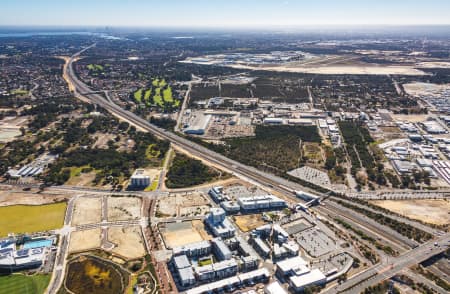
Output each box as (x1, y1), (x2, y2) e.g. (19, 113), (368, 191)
(173, 240), (211, 257)
(130, 169), (151, 187)
(237, 195), (286, 211)
(205, 208), (235, 238)
(263, 117), (284, 125)
(184, 114), (212, 135)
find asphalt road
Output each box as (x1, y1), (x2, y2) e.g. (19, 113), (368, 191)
(62, 44), (449, 293)
(322, 233), (450, 294)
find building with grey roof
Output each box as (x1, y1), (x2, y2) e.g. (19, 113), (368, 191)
(212, 238), (232, 261)
(237, 195), (286, 211)
(173, 240), (211, 257)
(252, 237), (270, 258)
(205, 208), (235, 238)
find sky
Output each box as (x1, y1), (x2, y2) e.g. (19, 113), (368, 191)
(1, 0), (449, 27)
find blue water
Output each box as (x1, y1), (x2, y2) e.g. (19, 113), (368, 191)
(23, 239), (52, 249)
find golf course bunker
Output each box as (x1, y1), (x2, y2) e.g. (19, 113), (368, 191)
(159, 221), (208, 249)
(65, 255), (128, 294)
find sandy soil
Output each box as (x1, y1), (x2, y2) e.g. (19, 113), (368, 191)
(390, 114), (430, 123)
(417, 62), (450, 68)
(160, 221), (205, 248)
(403, 82), (450, 97)
(109, 226), (146, 259)
(69, 228), (102, 253)
(0, 191), (68, 206)
(371, 199), (450, 226)
(72, 197), (102, 225)
(107, 196), (142, 221)
(192, 220), (212, 241)
(183, 60), (426, 75)
(233, 214), (267, 232)
(157, 192), (210, 217)
(92, 132), (116, 149)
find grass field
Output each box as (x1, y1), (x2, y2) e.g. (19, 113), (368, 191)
(0, 202), (67, 237)
(0, 274), (50, 294)
(133, 78), (179, 109)
(144, 179), (159, 191)
(87, 64), (104, 71)
(134, 89), (143, 103)
(10, 89), (29, 96)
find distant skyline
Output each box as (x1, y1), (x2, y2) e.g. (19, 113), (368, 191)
(1, 0), (450, 27)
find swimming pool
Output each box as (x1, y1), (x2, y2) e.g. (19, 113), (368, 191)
(23, 239), (53, 249)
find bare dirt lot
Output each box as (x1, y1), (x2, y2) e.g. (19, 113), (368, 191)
(69, 228), (102, 253)
(0, 190), (68, 206)
(390, 114), (430, 123)
(159, 221), (207, 248)
(72, 196), (102, 225)
(156, 192), (210, 218)
(233, 214), (267, 232)
(370, 199), (450, 226)
(107, 196), (142, 221)
(109, 226), (146, 259)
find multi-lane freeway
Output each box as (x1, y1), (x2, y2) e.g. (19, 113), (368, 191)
(62, 45), (449, 293)
(323, 233), (450, 294)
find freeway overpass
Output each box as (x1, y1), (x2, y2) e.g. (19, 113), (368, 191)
(62, 45), (448, 293)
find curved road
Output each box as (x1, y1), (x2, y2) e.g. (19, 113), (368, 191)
(59, 45), (449, 294)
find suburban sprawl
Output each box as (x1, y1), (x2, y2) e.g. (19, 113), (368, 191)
(0, 26), (449, 294)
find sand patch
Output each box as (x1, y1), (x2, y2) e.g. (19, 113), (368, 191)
(69, 228), (101, 253)
(370, 199), (450, 226)
(109, 226), (146, 259)
(107, 196), (141, 221)
(159, 221), (206, 248)
(72, 197), (102, 225)
(233, 214), (267, 233)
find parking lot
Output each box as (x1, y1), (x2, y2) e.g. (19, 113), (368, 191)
(295, 227), (336, 257)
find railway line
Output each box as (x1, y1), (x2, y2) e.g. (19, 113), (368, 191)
(61, 45), (447, 293)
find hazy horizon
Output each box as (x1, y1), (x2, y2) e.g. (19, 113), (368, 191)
(1, 0), (450, 27)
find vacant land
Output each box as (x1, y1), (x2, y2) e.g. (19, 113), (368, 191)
(0, 203), (66, 237)
(109, 226), (146, 259)
(71, 197), (102, 225)
(107, 197), (141, 221)
(65, 256), (127, 294)
(209, 125), (320, 175)
(0, 274), (50, 294)
(157, 192), (210, 218)
(0, 191), (68, 206)
(370, 199), (450, 226)
(159, 221), (206, 248)
(233, 214), (267, 232)
(69, 229), (102, 253)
